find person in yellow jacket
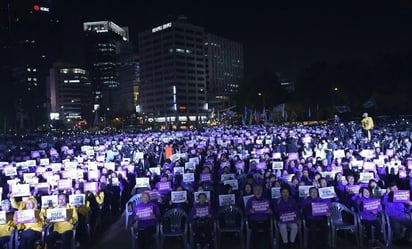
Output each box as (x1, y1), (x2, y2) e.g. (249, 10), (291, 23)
(15, 197), (44, 249)
(361, 112), (374, 141)
(45, 193), (78, 249)
(0, 199), (15, 245)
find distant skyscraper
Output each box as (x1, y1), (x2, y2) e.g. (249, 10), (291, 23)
(138, 17), (208, 123)
(83, 21), (129, 117)
(117, 41), (140, 117)
(205, 33), (244, 110)
(46, 62), (91, 121)
(0, 0), (61, 129)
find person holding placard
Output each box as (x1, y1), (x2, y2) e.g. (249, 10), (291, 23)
(45, 193), (78, 249)
(0, 200), (15, 246)
(15, 197), (44, 249)
(132, 192), (160, 249)
(300, 187), (329, 249)
(245, 182), (272, 249)
(190, 192), (214, 249)
(382, 183), (412, 245)
(273, 185), (299, 248)
(355, 187), (381, 246)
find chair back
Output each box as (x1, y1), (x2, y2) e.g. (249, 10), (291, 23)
(329, 202), (346, 225)
(125, 193), (142, 229)
(218, 205), (243, 229)
(161, 208), (188, 233)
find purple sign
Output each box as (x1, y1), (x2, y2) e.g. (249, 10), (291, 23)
(251, 200), (270, 214)
(362, 199), (381, 212)
(200, 173), (212, 183)
(311, 202), (329, 216)
(14, 210), (35, 224)
(393, 190), (410, 203)
(279, 210), (298, 224)
(345, 185), (360, 194)
(134, 206), (153, 221)
(256, 162), (267, 170)
(195, 206), (209, 218)
(157, 181), (171, 191)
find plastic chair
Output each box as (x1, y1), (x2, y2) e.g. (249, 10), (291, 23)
(130, 220), (160, 249)
(384, 210), (412, 247)
(302, 213), (330, 249)
(357, 210), (388, 247)
(14, 225), (48, 249)
(329, 202), (360, 248)
(216, 205), (244, 249)
(245, 214), (274, 249)
(125, 193), (142, 230)
(159, 208), (189, 249)
(274, 215), (303, 249)
(46, 223), (79, 249)
(189, 218), (217, 249)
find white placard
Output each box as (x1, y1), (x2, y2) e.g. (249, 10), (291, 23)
(318, 186), (336, 199)
(184, 162), (195, 170)
(173, 167), (184, 175)
(0, 211), (6, 225)
(359, 172), (374, 183)
(360, 150), (375, 159)
(46, 208), (67, 222)
(23, 173), (36, 183)
(65, 162), (78, 171)
(298, 185), (313, 198)
(193, 191), (211, 203)
(86, 162), (98, 171)
(243, 195), (254, 208)
(189, 157), (199, 166)
(104, 162), (115, 171)
(171, 191), (187, 203)
(69, 194), (85, 206)
(41, 195), (58, 208)
(333, 150), (345, 159)
(39, 158), (50, 166)
(149, 167), (161, 175)
(223, 179), (239, 190)
(220, 173), (236, 182)
(218, 194), (236, 206)
(16, 161), (28, 168)
(272, 161), (283, 170)
(26, 160), (37, 167)
(271, 187), (281, 199)
(135, 177), (150, 188)
(182, 173), (195, 183)
(4, 166), (17, 176)
(11, 184), (30, 197)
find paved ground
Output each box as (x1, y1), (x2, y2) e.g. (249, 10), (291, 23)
(82, 212), (408, 249)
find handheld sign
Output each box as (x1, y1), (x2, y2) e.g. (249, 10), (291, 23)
(223, 179), (239, 190)
(0, 211), (5, 225)
(271, 187), (281, 199)
(15, 209), (35, 224)
(135, 178), (150, 188)
(182, 173), (195, 183)
(134, 206), (154, 221)
(359, 172), (374, 183)
(171, 191), (187, 203)
(11, 184), (30, 197)
(46, 208), (67, 222)
(279, 210), (298, 224)
(41, 195), (58, 208)
(251, 200), (270, 214)
(83, 182), (98, 193)
(218, 194), (236, 206)
(362, 199), (381, 212)
(345, 185), (360, 194)
(393, 190), (410, 203)
(298, 185), (313, 198)
(272, 161), (283, 171)
(318, 186), (336, 199)
(69, 194), (85, 207)
(243, 195), (254, 208)
(57, 179), (72, 190)
(193, 191), (211, 203)
(195, 206), (209, 218)
(311, 202), (329, 216)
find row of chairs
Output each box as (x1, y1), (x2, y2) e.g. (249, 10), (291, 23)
(125, 194), (393, 249)
(2, 223), (78, 249)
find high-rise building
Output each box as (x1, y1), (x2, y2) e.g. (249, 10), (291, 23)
(0, 0), (61, 130)
(46, 62), (91, 122)
(117, 41), (140, 118)
(205, 33), (244, 111)
(138, 17), (208, 123)
(83, 21), (129, 117)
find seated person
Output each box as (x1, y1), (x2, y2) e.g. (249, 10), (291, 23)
(0, 199), (15, 246)
(383, 183), (412, 245)
(132, 192), (160, 249)
(355, 187), (381, 246)
(45, 193), (78, 249)
(245, 182), (272, 249)
(15, 197), (44, 249)
(274, 185), (299, 248)
(190, 192), (214, 249)
(300, 187), (329, 249)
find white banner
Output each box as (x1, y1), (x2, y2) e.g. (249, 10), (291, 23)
(46, 208), (67, 222)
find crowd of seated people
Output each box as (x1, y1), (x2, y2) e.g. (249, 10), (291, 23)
(0, 119), (411, 249)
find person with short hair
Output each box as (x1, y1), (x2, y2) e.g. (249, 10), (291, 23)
(190, 192), (214, 249)
(361, 113), (374, 141)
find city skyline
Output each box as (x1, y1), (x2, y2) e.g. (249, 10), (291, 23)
(56, 0), (412, 79)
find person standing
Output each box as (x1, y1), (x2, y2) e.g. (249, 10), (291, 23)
(361, 113), (374, 141)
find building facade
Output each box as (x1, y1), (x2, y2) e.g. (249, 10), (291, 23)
(205, 33), (244, 111)
(138, 18), (208, 123)
(83, 21), (129, 117)
(47, 63), (91, 122)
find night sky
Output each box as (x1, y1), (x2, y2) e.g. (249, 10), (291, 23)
(57, 0), (412, 79)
